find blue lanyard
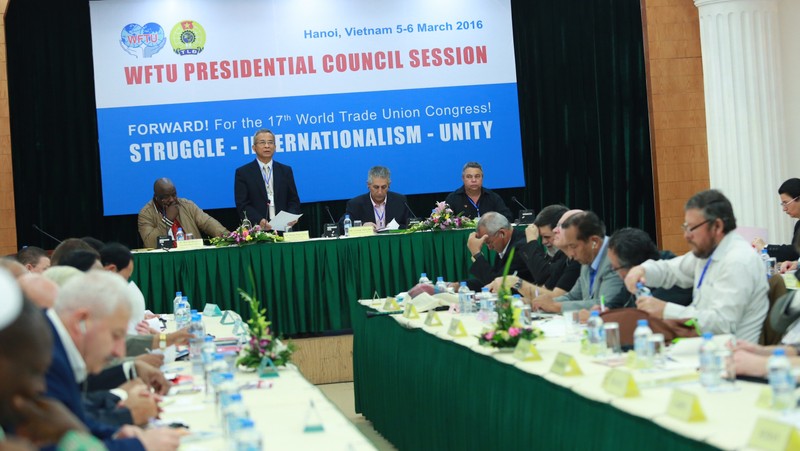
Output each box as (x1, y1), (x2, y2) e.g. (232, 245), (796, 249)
(373, 205), (385, 227)
(467, 196), (480, 217)
(260, 165), (272, 193)
(696, 256), (713, 290)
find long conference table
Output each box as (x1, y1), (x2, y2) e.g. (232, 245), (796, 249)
(352, 300), (796, 451)
(131, 230), (476, 335)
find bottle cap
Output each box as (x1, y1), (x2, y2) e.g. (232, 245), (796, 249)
(774, 348), (786, 356)
(176, 291), (182, 297)
(637, 319), (648, 326)
(702, 332), (713, 339)
(590, 311), (599, 317)
(460, 281), (467, 286)
(481, 287), (489, 292)
(421, 272), (427, 277)
(437, 276), (444, 282)
(192, 313), (201, 321)
(204, 335), (213, 342)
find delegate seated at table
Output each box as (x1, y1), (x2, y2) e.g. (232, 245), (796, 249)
(340, 166), (409, 232)
(138, 178), (228, 248)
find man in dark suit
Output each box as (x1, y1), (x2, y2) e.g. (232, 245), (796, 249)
(44, 270), (183, 450)
(341, 166), (409, 232)
(234, 129), (301, 231)
(463, 212), (531, 291)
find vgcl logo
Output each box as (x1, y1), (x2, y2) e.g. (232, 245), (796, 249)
(120, 23), (166, 58)
(170, 20), (206, 56)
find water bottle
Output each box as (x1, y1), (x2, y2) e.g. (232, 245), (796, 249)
(172, 291), (183, 317)
(188, 313), (206, 374)
(221, 393), (250, 438)
(768, 348), (796, 411)
(512, 295), (525, 328)
(418, 273), (432, 285)
(214, 372), (238, 416)
(633, 319), (654, 368)
(234, 418), (262, 451)
(699, 332), (721, 388)
(201, 335), (217, 368)
(457, 282), (471, 315)
(435, 276), (447, 294)
(205, 353), (228, 401)
(176, 296), (191, 330)
(343, 214), (352, 237)
(176, 227), (185, 241)
(587, 311), (606, 355)
(761, 249), (777, 278)
(635, 282), (652, 298)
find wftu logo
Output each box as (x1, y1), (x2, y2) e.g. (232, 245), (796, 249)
(120, 23), (166, 58)
(170, 20), (206, 56)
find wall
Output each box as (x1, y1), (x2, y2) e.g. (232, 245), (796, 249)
(0, 0), (15, 256)
(642, 0), (710, 253)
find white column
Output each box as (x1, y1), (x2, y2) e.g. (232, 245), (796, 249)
(694, 0), (792, 246)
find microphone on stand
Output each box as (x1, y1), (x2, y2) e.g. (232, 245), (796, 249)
(323, 206), (340, 238)
(510, 197), (535, 224)
(404, 202), (421, 227)
(32, 224), (62, 244)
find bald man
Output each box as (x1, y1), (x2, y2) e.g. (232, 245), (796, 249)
(17, 273), (59, 309)
(137, 178), (229, 248)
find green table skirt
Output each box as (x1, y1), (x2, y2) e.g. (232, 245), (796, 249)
(351, 303), (718, 451)
(131, 230), (476, 335)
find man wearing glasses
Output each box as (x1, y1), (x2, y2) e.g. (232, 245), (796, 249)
(340, 166), (409, 232)
(138, 178), (229, 248)
(624, 189), (768, 343)
(752, 178), (800, 273)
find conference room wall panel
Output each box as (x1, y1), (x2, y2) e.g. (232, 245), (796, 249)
(643, 0), (710, 254)
(0, 0), (14, 257)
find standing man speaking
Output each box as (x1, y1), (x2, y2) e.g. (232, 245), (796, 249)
(234, 129), (301, 230)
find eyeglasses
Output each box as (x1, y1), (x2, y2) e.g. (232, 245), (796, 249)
(681, 219), (711, 233)
(780, 196), (800, 207)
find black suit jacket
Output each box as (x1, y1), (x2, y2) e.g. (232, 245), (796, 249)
(340, 191), (410, 231)
(467, 228), (531, 291)
(234, 159), (301, 223)
(444, 186), (514, 223)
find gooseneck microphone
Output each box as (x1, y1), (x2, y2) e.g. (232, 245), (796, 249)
(511, 196), (529, 211)
(32, 224), (62, 244)
(324, 206), (337, 223)
(404, 202), (419, 219)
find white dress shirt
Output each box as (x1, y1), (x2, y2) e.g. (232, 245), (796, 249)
(641, 232), (768, 343)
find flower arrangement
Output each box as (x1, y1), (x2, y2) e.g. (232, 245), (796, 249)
(477, 248), (543, 348)
(209, 223), (283, 247)
(405, 201), (477, 233)
(236, 271), (296, 369)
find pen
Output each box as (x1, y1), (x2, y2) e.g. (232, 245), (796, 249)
(600, 295), (606, 312)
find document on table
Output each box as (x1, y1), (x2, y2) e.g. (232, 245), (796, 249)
(271, 211), (303, 231)
(378, 219), (400, 231)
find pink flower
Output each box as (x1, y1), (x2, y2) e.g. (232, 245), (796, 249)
(508, 327), (520, 337)
(484, 330), (494, 340)
(242, 229), (249, 238)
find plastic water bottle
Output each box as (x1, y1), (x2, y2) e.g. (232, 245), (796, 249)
(188, 313), (206, 374)
(768, 348), (796, 411)
(175, 296), (191, 330)
(176, 227), (185, 241)
(205, 353), (228, 401)
(457, 282), (471, 315)
(214, 373), (238, 416)
(172, 291), (183, 317)
(633, 319), (654, 368)
(699, 332), (721, 388)
(234, 418), (262, 451)
(587, 311), (606, 355)
(201, 336), (217, 368)
(435, 276), (448, 294)
(418, 273), (432, 285)
(761, 249), (777, 278)
(221, 393), (250, 438)
(635, 282), (652, 298)
(343, 214), (352, 237)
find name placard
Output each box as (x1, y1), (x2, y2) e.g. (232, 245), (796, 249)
(512, 338), (542, 361)
(203, 303), (222, 317)
(666, 389), (706, 422)
(402, 303), (420, 319)
(602, 369), (640, 397)
(348, 226), (375, 237)
(176, 238), (204, 250)
(550, 352), (583, 376)
(447, 318), (467, 337)
(283, 231), (310, 242)
(424, 311), (442, 326)
(748, 417), (800, 451)
(382, 297), (400, 311)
